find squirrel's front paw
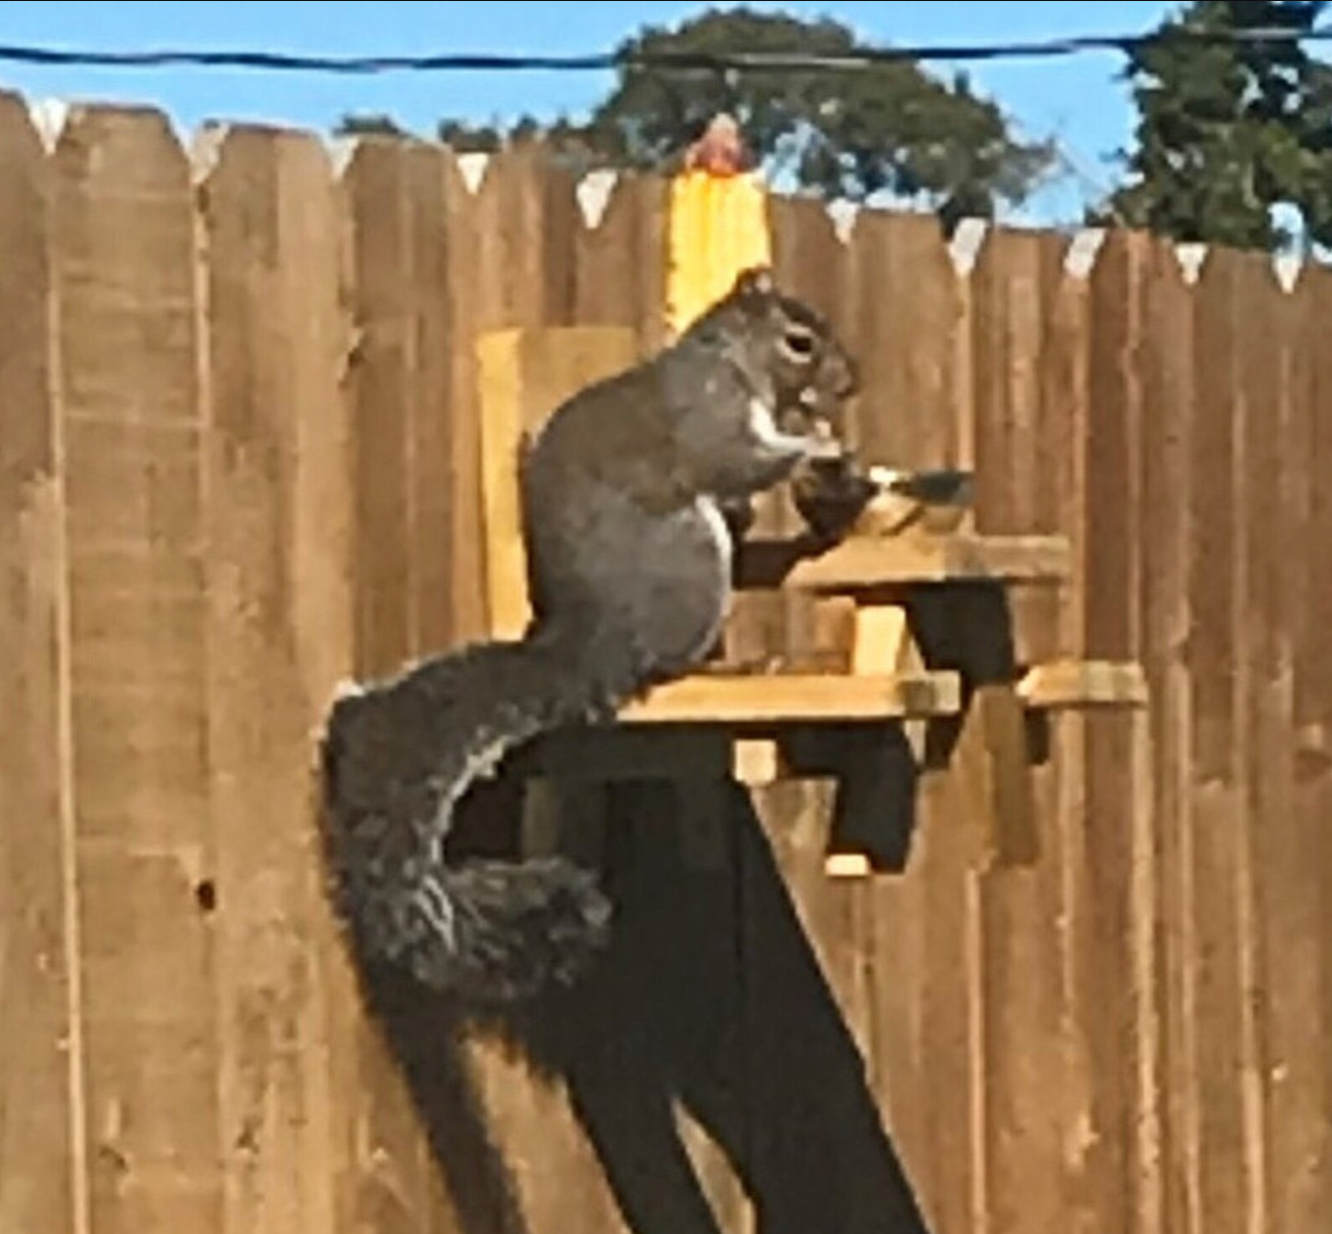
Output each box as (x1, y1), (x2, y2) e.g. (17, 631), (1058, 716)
(791, 453), (877, 544)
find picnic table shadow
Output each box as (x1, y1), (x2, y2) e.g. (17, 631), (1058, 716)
(349, 769), (933, 1234)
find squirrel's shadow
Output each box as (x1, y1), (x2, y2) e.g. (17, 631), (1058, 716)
(353, 772), (931, 1234)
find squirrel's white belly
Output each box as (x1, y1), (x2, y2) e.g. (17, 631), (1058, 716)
(689, 493), (734, 662)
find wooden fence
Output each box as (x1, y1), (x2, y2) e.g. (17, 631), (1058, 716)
(2, 91), (1331, 1234)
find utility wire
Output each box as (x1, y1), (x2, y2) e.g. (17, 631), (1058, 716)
(1, 26), (1331, 75)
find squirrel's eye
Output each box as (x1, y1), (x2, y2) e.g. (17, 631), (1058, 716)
(781, 327), (816, 359)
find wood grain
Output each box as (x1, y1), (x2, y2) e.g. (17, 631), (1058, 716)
(52, 104), (221, 1234)
(0, 90), (80, 1234)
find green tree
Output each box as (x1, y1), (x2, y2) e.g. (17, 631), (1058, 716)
(1107, 0), (1332, 251)
(335, 112), (410, 138)
(338, 7), (1056, 228)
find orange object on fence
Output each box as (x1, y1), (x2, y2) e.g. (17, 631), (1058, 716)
(665, 115), (772, 336)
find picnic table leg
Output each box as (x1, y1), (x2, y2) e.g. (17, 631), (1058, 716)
(825, 601), (923, 877)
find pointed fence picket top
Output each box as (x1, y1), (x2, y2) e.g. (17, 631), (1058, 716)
(48, 102), (221, 1234)
(194, 123), (374, 1234)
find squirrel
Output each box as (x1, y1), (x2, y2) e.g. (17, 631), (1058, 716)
(316, 267), (865, 1010)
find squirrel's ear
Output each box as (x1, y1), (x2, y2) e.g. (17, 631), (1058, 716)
(732, 266), (776, 303)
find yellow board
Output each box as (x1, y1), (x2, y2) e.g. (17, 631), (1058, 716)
(476, 326), (640, 640)
(665, 170), (773, 336)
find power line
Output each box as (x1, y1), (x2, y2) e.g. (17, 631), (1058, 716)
(1, 26), (1331, 76)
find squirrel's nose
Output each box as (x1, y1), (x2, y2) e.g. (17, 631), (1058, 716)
(846, 369), (860, 398)
(836, 356), (860, 400)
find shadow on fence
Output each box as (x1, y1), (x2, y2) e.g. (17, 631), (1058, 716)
(353, 773), (931, 1234)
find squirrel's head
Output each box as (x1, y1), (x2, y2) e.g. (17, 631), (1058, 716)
(705, 266), (859, 440)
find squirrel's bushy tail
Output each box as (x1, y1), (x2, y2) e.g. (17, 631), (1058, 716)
(316, 629), (633, 1007)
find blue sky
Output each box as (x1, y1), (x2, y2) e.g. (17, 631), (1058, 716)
(0, 1), (1187, 223)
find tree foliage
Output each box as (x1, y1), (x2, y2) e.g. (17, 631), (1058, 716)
(337, 6), (1055, 226)
(1108, 0), (1332, 251)
(336, 112), (410, 138)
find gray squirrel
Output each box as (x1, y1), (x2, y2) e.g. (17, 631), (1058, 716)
(316, 267), (868, 1009)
